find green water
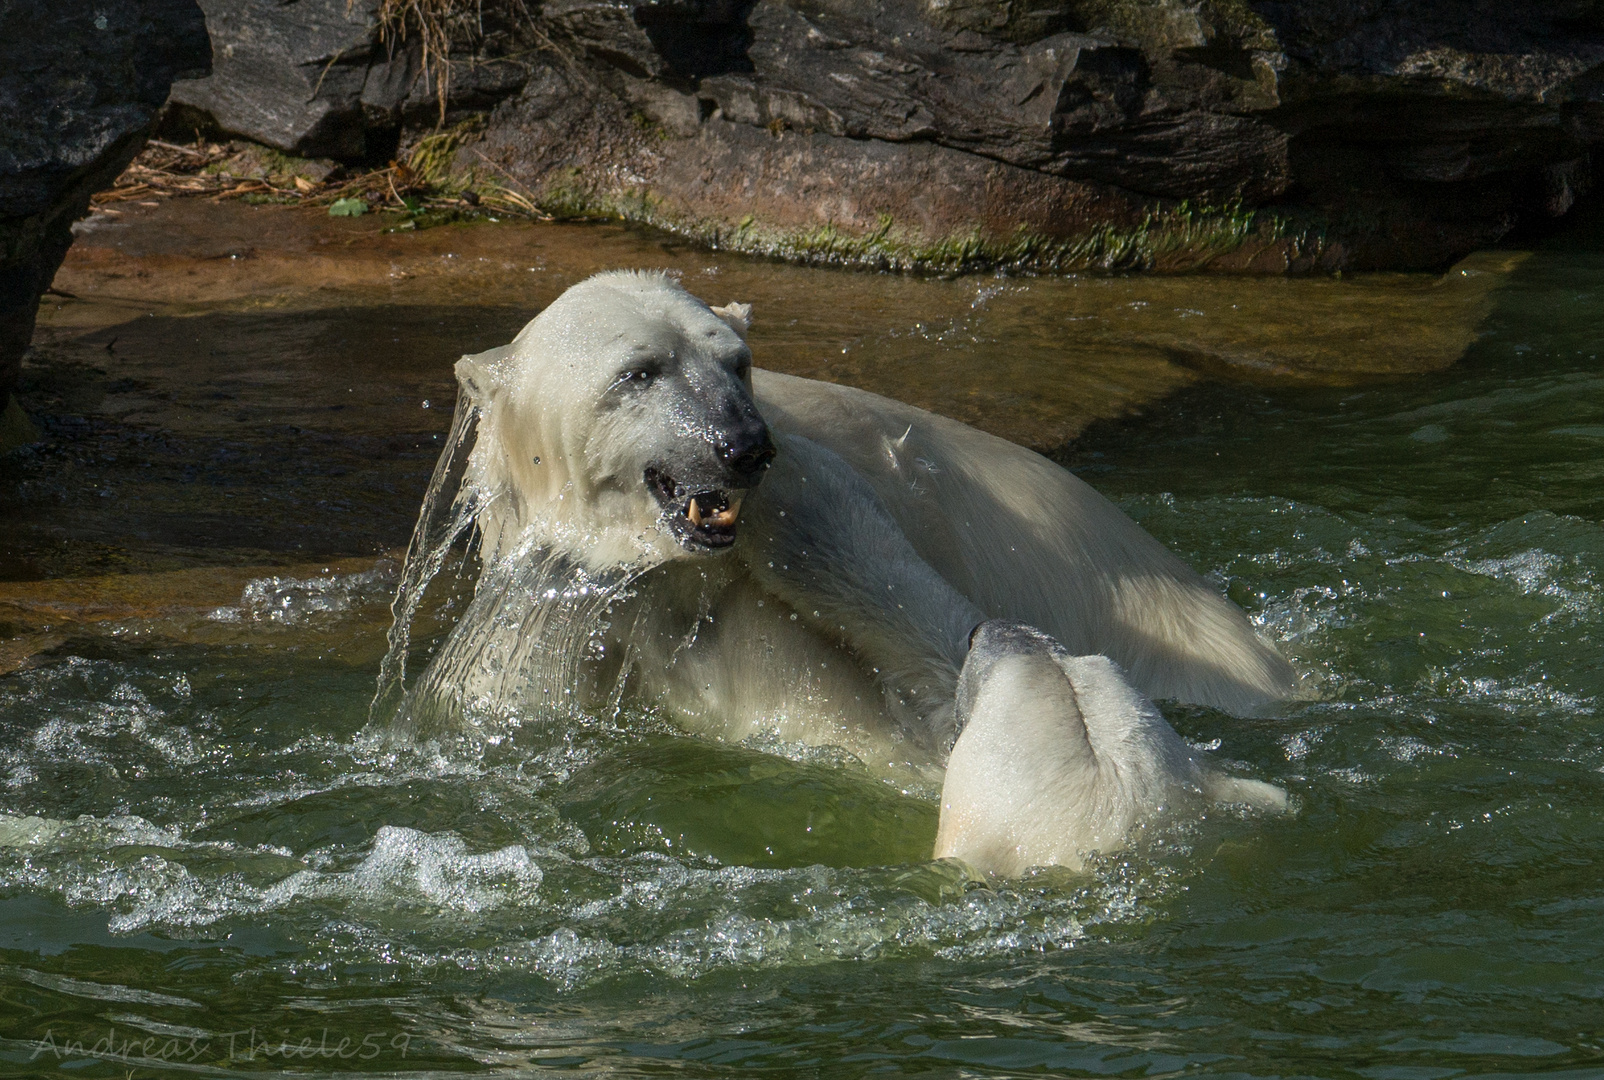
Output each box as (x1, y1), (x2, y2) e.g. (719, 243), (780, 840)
(3, 239), (1604, 1077)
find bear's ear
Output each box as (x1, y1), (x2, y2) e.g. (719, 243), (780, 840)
(710, 301), (753, 339)
(455, 355), (497, 408)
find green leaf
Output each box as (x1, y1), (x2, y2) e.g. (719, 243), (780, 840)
(328, 198), (367, 217)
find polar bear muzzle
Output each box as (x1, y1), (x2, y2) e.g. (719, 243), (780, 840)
(644, 423), (775, 551)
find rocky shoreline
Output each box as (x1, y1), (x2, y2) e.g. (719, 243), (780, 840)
(162, 0), (1604, 276)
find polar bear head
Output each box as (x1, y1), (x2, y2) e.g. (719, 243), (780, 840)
(936, 620), (1287, 875)
(455, 271), (775, 568)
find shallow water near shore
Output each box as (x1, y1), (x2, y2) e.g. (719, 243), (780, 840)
(1, 206), (1603, 1077)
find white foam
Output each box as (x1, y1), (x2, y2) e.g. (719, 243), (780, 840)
(0, 814), (66, 847)
(228, 563), (398, 625)
(0, 659), (207, 770)
(1377, 736), (1457, 763)
(263, 826), (544, 914)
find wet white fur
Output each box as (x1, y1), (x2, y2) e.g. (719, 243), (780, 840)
(935, 626), (1287, 876)
(452, 272), (1293, 731)
(752, 372), (1296, 717)
(446, 271), (1295, 789)
(455, 272), (760, 569)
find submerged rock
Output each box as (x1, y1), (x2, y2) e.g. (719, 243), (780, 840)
(44, 199), (1516, 457)
(0, 0), (209, 428)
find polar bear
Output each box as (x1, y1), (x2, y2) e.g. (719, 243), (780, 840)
(936, 621), (1287, 875)
(383, 270), (1293, 869)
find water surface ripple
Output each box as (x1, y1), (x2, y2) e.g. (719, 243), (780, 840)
(1, 239), (1603, 1077)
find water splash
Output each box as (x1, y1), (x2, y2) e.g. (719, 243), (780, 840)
(371, 389), (484, 727)
(369, 388), (648, 745)
(203, 564), (398, 625)
(391, 543), (645, 742)
(263, 825), (544, 915)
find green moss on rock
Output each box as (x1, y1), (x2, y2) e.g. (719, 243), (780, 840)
(524, 177), (1307, 274)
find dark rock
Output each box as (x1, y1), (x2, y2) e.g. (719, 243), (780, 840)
(544, 0), (757, 79)
(142, 0), (1604, 272)
(700, 2), (1287, 201)
(167, 0), (392, 159)
(0, 0), (210, 424)
(165, 0), (532, 161)
(476, 63), (1162, 262)
(462, 0), (1604, 272)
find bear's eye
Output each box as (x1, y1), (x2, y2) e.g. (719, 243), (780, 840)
(615, 367), (656, 389)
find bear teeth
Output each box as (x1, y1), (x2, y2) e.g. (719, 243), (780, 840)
(684, 490), (739, 531)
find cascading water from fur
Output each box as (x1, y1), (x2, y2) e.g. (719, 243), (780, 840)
(371, 390), (646, 743)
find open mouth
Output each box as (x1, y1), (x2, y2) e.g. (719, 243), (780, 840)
(645, 467), (745, 550)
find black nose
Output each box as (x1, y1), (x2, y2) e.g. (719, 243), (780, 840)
(719, 428), (776, 483)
